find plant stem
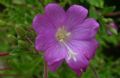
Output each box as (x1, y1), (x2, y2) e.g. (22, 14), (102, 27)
(43, 60), (48, 78)
(90, 64), (100, 78)
(104, 11), (120, 17)
(0, 52), (9, 56)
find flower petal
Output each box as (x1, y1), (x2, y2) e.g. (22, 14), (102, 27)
(69, 39), (98, 60)
(65, 5), (88, 30)
(33, 14), (57, 51)
(32, 14), (56, 34)
(65, 39), (98, 74)
(70, 18), (99, 40)
(35, 34), (56, 51)
(65, 45), (89, 75)
(45, 3), (66, 28)
(48, 60), (63, 71)
(44, 43), (67, 65)
(32, 14), (42, 33)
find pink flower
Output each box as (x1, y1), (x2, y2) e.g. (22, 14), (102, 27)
(32, 3), (99, 75)
(107, 22), (118, 35)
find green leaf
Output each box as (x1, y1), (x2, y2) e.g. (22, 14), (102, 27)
(110, 28), (118, 35)
(15, 25), (26, 38)
(44, 0), (54, 5)
(89, 7), (98, 19)
(12, 0), (25, 5)
(102, 6), (116, 14)
(87, 0), (104, 8)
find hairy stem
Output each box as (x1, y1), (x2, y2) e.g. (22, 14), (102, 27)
(43, 61), (48, 78)
(90, 64), (100, 78)
(104, 11), (120, 17)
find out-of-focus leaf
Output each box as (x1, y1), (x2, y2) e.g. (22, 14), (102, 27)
(110, 28), (118, 35)
(12, 0), (25, 5)
(15, 25), (26, 38)
(102, 6), (116, 14)
(44, 0), (53, 5)
(87, 0), (104, 8)
(7, 34), (17, 43)
(89, 7), (98, 19)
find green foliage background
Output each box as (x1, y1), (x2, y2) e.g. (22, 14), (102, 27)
(0, 0), (120, 78)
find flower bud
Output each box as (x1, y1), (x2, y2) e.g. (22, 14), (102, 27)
(0, 20), (5, 25)
(7, 34), (17, 43)
(18, 40), (28, 49)
(107, 22), (118, 35)
(15, 26), (26, 38)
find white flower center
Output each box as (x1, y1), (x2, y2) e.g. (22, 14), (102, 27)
(56, 27), (71, 42)
(56, 27), (77, 62)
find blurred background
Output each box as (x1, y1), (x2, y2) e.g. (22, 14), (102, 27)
(0, 0), (120, 78)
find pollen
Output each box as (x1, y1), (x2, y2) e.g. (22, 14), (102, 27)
(56, 27), (71, 42)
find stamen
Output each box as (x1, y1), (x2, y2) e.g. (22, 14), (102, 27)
(56, 27), (71, 42)
(66, 32), (71, 36)
(56, 27), (76, 61)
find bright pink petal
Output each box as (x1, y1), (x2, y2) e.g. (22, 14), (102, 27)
(45, 3), (66, 28)
(70, 18), (99, 40)
(48, 60), (63, 71)
(65, 5), (88, 30)
(44, 43), (67, 65)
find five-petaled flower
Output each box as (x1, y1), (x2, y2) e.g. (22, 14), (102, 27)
(32, 3), (99, 75)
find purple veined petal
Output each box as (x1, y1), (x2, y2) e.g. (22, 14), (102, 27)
(67, 39), (98, 61)
(64, 5), (88, 31)
(66, 55), (88, 75)
(45, 3), (66, 28)
(64, 41), (89, 75)
(32, 14), (42, 33)
(48, 60), (63, 72)
(44, 43), (67, 65)
(82, 40), (99, 60)
(66, 52), (89, 70)
(35, 35), (45, 51)
(35, 33), (56, 51)
(34, 14), (57, 51)
(32, 14), (56, 34)
(70, 18), (99, 40)
(65, 39), (98, 75)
